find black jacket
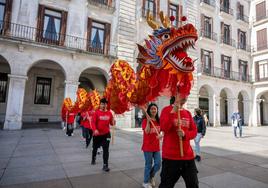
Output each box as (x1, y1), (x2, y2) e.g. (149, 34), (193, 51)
(193, 115), (206, 136)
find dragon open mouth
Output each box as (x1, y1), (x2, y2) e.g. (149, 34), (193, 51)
(163, 36), (196, 72)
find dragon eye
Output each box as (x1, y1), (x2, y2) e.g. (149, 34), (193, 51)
(161, 34), (170, 41)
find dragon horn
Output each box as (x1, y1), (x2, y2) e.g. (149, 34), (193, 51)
(146, 11), (159, 30)
(160, 11), (170, 28)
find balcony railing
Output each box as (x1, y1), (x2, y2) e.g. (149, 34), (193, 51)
(200, 0), (216, 7)
(252, 43), (268, 52)
(237, 43), (251, 52)
(220, 37), (236, 47)
(197, 64), (252, 82)
(200, 29), (217, 42)
(255, 76), (268, 82)
(220, 6), (233, 16)
(253, 11), (268, 22)
(237, 13), (249, 23)
(0, 21), (117, 57)
(87, 0), (115, 10)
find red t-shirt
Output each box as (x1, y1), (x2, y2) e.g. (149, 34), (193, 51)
(61, 106), (77, 124)
(141, 119), (160, 152)
(160, 105), (197, 160)
(92, 109), (114, 135)
(80, 111), (94, 129)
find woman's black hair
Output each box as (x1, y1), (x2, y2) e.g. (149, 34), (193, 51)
(170, 96), (175, 105)
(146, 103), (160, 123)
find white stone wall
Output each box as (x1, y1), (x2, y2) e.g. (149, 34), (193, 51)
(197, 0), (253, 126)
(2, 0), (268, 129)
(250, 0), (268, 126)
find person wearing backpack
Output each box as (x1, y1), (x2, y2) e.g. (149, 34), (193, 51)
(193, 108), (206, 162)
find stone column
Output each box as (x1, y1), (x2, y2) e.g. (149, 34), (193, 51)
(64, 80), (80, 102)
(243, 100), (251, 126)
(4, 74), (27, 130)
(213, 95), (221, 127)
(256, 99), (262, 126)
(252, 98), (259, 127)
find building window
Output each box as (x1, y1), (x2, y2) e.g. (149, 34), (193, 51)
(204, 16), (212, 38)
(223, 24), (230, 44)
(237, 3), (244, 17)
(256, 1), (266, 21)
(91, 21), (105, 52)
(0, 0), (12, 34)
(145, 0), (155, 13)
(221, 0), (230, 13)
(0, 73), (8, 103)
(259, 61), (268, 80)
(239, 60), (248, 81)
(42, 8), (62, 42)
(222, 55), (231, 78)
(87, 19), (111, 55)
(201, 49), (212, 74)
(169, 3), (178, 26)
(0, 0), (5, 27)
(142, 0), (157, 18)
(34, 77), (52, 105)
(36, 5), (67, 45)
(257, 28), (267, 51)
(238, 30), (246, 50)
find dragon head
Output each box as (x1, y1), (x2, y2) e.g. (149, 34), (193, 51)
(137, 11), (198, 73)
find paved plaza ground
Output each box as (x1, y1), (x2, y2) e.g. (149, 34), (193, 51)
(0, 126), (268, 188)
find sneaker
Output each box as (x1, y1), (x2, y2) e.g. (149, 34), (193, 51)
(142, 183), (152, 188)
(195, 155), (201, 162)
(91, 159), (96, 165)
(150, 177), (156, 187)
(102, 165), (110, 172)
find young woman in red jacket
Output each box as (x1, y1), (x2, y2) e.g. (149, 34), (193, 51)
(159, 95), (198, 188)
(141, 103), (161, 188)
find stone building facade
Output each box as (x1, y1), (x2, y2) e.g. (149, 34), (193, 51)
(0, 0), (267, 129)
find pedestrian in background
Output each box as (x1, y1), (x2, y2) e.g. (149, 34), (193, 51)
(231, 110), (242, 138)
(193, 108), (206, 162)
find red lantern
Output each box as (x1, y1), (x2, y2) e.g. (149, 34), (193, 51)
(169, 15), (175, 22)
(181, 16), (187, 21)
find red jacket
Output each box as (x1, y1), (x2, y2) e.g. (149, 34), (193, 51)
(61, 106), (76, 124)
(81, 111), (94, 129)
(160, 105), (197, 160)
(141, 119), (160, 152)
(92, 109), (114, 135)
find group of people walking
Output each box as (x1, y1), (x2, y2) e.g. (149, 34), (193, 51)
(62, 95), (208, 188)
(63, 98), (115, 172)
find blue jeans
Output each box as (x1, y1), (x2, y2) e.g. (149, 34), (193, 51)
(234, 125), (242, 137)
(194, 133), (202, 156)
(143, 151), (161, 183)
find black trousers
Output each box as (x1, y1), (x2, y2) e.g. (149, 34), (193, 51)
(92, 133), (111, 165)
(85, 128), (93, 146)
(66, 123), (74, 136)
(159, 159), (199, 188)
